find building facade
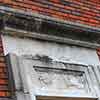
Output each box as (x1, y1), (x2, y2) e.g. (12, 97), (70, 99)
(0, 0), (100, 100)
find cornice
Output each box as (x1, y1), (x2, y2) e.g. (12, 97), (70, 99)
(0, 6), (100, 49)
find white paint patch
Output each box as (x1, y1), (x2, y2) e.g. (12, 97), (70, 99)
(1, 35), (100, 66)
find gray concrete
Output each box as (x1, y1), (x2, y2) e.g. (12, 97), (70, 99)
(2, 35), (100, 100)
(2, 35), (100, 66)
(6, 54), (100, 100)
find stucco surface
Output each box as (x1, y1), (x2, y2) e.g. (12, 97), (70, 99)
(2, 35), (100, 66)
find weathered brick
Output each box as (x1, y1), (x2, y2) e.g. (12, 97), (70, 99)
(0, 73), (8, 79)
(0, 79), (8, 85)
(0, 91), (10, 97)
(0, 85), (9, 91)
(0, 0), (99, 28)
(0, 63), (6, 68)
(0, 57), (5, 62)
(0, 68), (7, 73)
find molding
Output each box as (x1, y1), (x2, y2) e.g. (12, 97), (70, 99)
(6, 54), (99, 99)
(2, 27), (100, 49)
(36, 96), (97, 100)
(0, 6), (100, 49)
(0, 6), (100, 33)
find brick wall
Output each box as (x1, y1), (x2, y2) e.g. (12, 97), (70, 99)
(0, 1), (99, 99)
(97, 48), (100, 60)
(0, 36), (11, 100)
(0, 0), (100, 28)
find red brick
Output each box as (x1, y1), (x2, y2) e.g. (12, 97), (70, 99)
(0, 85), (9, 91)
(0, 73), (8, 79)
(0, 63), (6, 67)
(0, 79), (8, 85)
(0, 91), (10, 97)
(1, 0), (99, 28)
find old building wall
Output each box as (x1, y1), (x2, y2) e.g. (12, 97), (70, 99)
(0, 35), (11, 100)
(0, 0), (100, 28)
(0, 0), (100, 100)
(2, 35), (100, 66)
(2, 35), (100, 100)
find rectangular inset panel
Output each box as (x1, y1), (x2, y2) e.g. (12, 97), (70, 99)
(33, 66), (84, 90)
(19, 59), (90, 95)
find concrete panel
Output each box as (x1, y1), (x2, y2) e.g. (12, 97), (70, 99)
(2, 35), (100, 66)
(7, 54), (98, 99)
